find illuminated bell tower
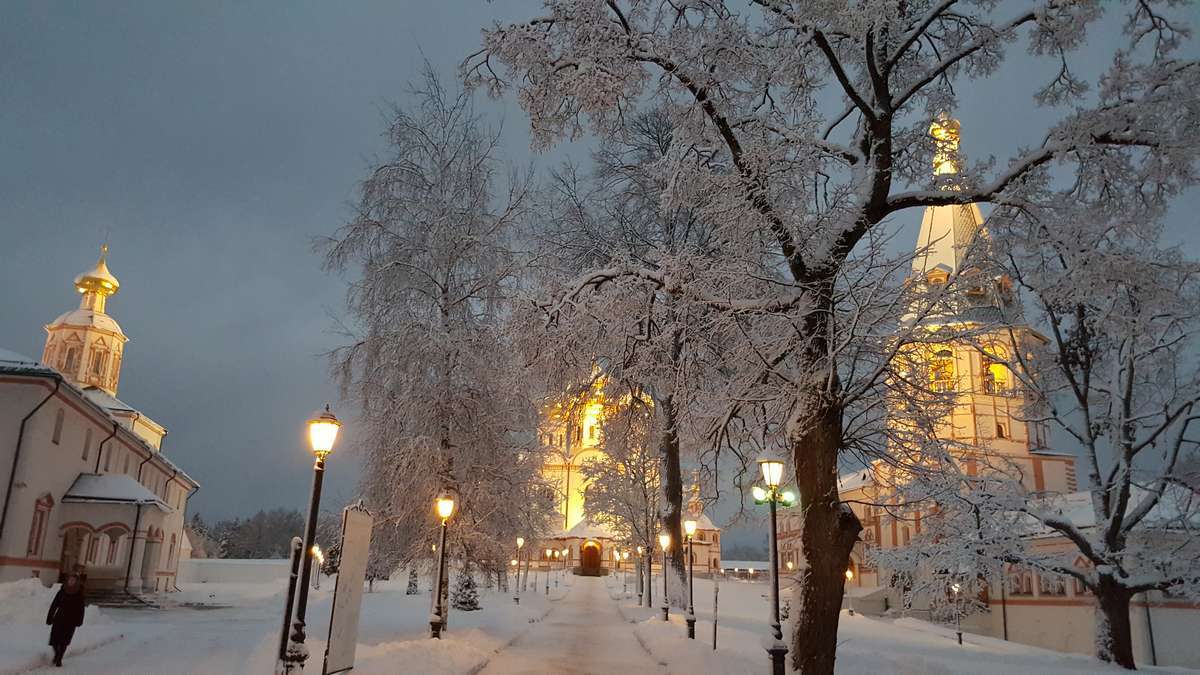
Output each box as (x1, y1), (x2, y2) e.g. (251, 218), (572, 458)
(43, 245), (129, 396)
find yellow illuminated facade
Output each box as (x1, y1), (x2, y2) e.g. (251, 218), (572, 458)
(539, 380), (611, 531)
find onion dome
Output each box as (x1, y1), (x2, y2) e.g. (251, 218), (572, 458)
(74, 244), (120, 297)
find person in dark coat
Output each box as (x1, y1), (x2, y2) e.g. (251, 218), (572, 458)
(46, 573), (86, 667)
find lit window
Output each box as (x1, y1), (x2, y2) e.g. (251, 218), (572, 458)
(982, 345), (1011, 394)
(930, 349), (955, 392)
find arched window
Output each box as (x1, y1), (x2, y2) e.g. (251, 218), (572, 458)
(982, 345), (1011, 394)
(52, 409), (65, 445)
(82, 428), (92, 461)
(63, 346), (80, 374)
(930, 349), (955, 392)
(26, 494), (54, 556)
(106, 536), (121, 565)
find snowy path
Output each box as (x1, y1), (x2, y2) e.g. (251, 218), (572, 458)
(478, 576), (667, 675)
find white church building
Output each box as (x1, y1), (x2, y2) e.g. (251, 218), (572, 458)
(0, 246), (198, 593)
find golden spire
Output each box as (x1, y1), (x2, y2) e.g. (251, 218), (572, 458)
(74, 243), (120, 311)
(930, 113), (961, 176)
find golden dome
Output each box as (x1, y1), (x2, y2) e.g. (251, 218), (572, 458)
(74, 244), (120, 297)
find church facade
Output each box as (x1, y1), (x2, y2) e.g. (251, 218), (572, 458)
(0, 246), (198, 593)
(778, 118), (1200, 667)
(538, 380), (721, 575)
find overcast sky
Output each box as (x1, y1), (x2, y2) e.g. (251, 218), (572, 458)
(1, 2), (1195, 536)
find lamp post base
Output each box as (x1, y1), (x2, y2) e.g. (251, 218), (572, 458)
(661, 605), (669, 622)
(513, 596), (519, 605)
(766, 644), (788, 675)
(686, 613), (696, 639)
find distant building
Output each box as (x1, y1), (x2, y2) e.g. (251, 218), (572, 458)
(0, 246), (198, 592)
(538, 379), (721, 575)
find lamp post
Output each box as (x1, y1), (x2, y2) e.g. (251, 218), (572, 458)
(845, 568), (855, 616)
(430, 493), (455, 639)
(621, 551), (630, 594)
(658, 532), (671, 622)
(636, 545), (645, 606)
(282, 405), (341, 672)
(514, 537), (524, 604)
(553, 550), (560, 588)
(545, 549), (552, 595)
(684, 519), (697, 639)
(754, 449), (794, 675)
(951, 582), (963, 646)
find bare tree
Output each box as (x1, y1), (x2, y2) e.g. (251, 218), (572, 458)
(323, 64), (554, 572)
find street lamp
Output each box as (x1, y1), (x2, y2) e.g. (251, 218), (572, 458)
(430, 492), (455, 639)
(951, 582), (963, 646)
(683, 519), (697, 639)
(659, 532), (671, 622)
(845, 568), (855, 616)
(514, 537), (524, 604)
(545, 548), (552, 595)
(282, 405), (341, 672)
(754, 449), (793, 675)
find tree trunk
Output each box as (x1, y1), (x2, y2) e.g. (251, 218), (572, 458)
(658, 394), (687, 607)
(1095, 577), (1136, 669)
(791, 392), (861, 673)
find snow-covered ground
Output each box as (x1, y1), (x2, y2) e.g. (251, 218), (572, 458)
(0, 570), (564, 675)
(1, 571), (1195, 674)
(611, 573), (1199, 674)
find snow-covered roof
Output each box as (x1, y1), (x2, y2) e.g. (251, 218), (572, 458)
(838, 469), (875, 492)
(61, 473), (169, 509)
(82, 386), (136, 412)
(46, 308), (124, 335)
(0, 348), (53, 374)
(554, 519), (618, 540)
(691, 513), (719, 531)
(1030, 488), (1199, 538)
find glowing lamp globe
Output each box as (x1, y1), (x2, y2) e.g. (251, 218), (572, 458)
(951, 582), (961, 594)
(511, 559), (518, 567)
(683, 519), (697, 538)
(751, 486), (768, 503)
(516, 537), (525, 549)
(658, 533), (671, 551)
(561, 548), (568, 557)
(636, 546), (643, 555)
(435, 493), (456, 520)
(845, 568), (854, 581)
(757, 449), (786, 488)
(307, 405), (341, 456)
(622, 551), (629, 560)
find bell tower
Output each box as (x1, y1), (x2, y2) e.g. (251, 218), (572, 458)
(43, 245), (129, 396)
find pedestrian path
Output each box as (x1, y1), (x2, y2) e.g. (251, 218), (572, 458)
(478, 576), (667, 675)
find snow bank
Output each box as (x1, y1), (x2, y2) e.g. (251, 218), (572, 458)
(0, 580), (123, 675)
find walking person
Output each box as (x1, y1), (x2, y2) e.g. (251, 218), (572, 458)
(46, 573), (86, 667)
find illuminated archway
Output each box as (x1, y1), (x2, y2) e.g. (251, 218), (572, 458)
(580, 540), (602, 575)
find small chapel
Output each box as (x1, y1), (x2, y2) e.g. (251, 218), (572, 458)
(0, 246), (198, 595)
